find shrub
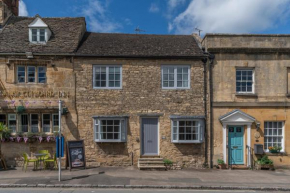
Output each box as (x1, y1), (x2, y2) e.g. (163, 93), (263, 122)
(256, 155), (273, 165)
(217, 159), (225, 165)
(163, 159), (173, 165)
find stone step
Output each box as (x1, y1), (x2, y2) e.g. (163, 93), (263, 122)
(138, 161), (164, 164)
(138, 165), (166, 170)
(138, 158), (163, 161)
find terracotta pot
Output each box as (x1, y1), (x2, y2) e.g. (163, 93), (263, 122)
(218, 164), (227, 169)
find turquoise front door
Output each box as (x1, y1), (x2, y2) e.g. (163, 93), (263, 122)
(228, 126), (244, 165)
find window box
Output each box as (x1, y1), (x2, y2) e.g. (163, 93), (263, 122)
(93, 117), (127, 142)
(171, 118), (204, 143)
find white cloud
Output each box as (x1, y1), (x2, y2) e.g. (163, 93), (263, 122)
(149, 3), (159, 13)
(82, 0), (121, 32)
(19, 0), (29, 16)
(171, 0), (290, 35)
(168, 0), (186, 10)
(168, 22), (173, 32)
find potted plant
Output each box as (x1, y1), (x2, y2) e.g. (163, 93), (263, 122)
(255, 155), (274, 170)
(163, 159), (173, 170)
(268, 146), (282, 153)
(0, 123), (10, 156)
(217, 159), (227, 169)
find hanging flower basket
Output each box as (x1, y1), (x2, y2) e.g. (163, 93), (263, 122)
(16, 106), (26, 114)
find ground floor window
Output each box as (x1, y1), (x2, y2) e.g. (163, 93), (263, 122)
(171, 119), (204, 143)
(264, 121), (284, 152)
(0, 113), (58, 134)
(94, 117), (127, 142)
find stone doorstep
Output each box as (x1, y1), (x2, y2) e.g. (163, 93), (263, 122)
(0, 184), (289, 191)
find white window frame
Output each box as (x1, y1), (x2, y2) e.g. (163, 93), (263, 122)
(236, 68), (255, 94)
(19, 114), (29, 133)
(171, 119), (204, 143)
(94, 118), (127, 142)
(27, 66), (36, 83)
(37, 66), (47, 83)
(52, 114), (59, 133)
(161, 65), (191, 89)
(42, 114), (51, 133)
(17, 66), (26, 83)
(264, 121), (285, 153)
(93, 65), (122, 89)
(8, 114), (16, 134)
(30, 114), (39, 133)
(29, 28), (47, 43)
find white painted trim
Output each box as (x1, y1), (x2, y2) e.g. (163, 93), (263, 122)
(223, 124), (227, 163)
(247, 124), (251, 167)
(236, 68), (255, 94)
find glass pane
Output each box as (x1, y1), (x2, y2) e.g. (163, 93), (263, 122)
(183, 74), (188, 81)
(114, 133), (119, 139)
(173, 134), (177, 140)
(179, 127), (185, 133)
(115, 81), (120, 87)
(183, 81), (188, 87)
(177, 74), (182, 80)
(236, 71), (241, 76)
(109, 81), (114, 87)
(115, 74), (120, 81)
(115, 67), (120, 73)
(109, 67), (115, 73)
(163, 74), (169, 81)
(168, 67), (174, 74)
(177, 81), (182, 87)
(107, 133), (113, 139)
(109, 74), (114, 80)
(169, 81), (174, 87)
(114, 126), (119, 132)
(163, 81), (168, 87)
(179, 134), (184, 140)
(107, 126), (113, 132)
(169, 74), (174, 81)
(173, 127), (177, 133)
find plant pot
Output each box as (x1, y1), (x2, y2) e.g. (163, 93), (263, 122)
(218, 164), (227, 169)
(269, 150), (279, 153)
(255, 164), (274, 170)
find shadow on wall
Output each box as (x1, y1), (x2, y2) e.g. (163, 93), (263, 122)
(65, 112), (80, 140)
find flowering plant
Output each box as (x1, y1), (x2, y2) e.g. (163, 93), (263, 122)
(268, 146), (282, 152)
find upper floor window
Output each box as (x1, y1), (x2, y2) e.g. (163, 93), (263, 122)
(94, 117), (127, 142)
(171, 119), (204, 143)
(93, 65), (122, 89)
(236, 69), (254, 93)
(31, 29), (46, 43)
(17, 66), (47, 83)
(28, 16), (51, 44)
(162, 66), (190, 89)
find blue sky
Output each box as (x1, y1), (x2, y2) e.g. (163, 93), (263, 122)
(19, 0), (290, 36)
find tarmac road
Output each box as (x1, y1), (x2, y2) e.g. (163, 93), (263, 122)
(0, 189), (284, 193)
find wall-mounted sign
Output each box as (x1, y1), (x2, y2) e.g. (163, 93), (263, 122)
(0, 90), (70, 98)
(67, 140), (86, 170)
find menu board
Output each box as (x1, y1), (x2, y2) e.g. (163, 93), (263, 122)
(67, 140), (86, 170)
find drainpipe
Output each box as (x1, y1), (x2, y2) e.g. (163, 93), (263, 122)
(203, 51), (215, 168)
(202, 57), (208, 167)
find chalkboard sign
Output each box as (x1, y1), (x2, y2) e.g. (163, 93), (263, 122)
(67, 140), (86, 170)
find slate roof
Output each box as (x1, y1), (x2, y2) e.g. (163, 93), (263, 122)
(76, 32), (205, 58)
(0, 16), (85, 54)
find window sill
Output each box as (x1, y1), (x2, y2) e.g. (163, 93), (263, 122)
(95, 140), (126, 143)
(172, 141), (203, 144)
(235, 93), (258, 97)
(265, 152), (287, 156)
(93, 87), (122, 90)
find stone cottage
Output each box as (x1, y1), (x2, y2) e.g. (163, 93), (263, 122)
(74, 33), (209, 168)
(0, 0), (209, 169)
(203, 34), (290, 169)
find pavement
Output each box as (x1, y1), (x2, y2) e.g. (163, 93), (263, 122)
(1, 166), (290, 191)
(0, 188), (285, 193)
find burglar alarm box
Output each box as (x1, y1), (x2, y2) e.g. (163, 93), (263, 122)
(254, 144), (264, 155)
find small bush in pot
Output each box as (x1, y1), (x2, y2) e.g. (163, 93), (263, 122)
(217, 159), (227, 169)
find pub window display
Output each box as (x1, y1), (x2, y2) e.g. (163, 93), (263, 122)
(0, 113), (59, 133)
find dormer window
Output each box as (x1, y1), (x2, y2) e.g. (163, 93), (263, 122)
(28, 16), (51, 44)
(31, 28), (46, 43)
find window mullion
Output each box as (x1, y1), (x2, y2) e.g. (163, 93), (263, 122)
(106, 66), (109, 88)
(174, 67), (177, 88)
(177, 120), (179, 141)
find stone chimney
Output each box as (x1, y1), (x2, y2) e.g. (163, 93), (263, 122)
(0, 0), (19, 26)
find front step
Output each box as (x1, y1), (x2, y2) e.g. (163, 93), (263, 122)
(138, 157), (166, 170)
(231, 165), (249, 170)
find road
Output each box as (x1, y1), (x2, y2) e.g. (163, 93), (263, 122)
(0, 189), (285, 193)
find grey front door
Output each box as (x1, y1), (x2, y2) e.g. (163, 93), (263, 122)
(141, 118), (158, 155)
